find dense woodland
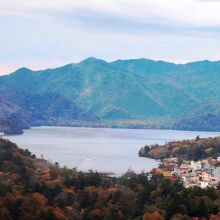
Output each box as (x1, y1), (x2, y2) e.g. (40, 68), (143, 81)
(139, 136), (220, 161)
(2, 59), (220, 133)
(0, 138), (220, 220)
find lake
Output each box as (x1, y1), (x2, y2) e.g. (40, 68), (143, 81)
(5, 126), (220, 175)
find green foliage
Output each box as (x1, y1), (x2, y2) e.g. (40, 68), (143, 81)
(2, 58), (220, 131)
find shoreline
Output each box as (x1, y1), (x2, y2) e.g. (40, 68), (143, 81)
(4, 120), (220, 136)
(5, 127), (220, 180)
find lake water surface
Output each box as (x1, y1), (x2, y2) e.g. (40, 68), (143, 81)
(5, 127), (220, 175)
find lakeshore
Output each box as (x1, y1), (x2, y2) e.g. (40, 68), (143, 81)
(5, 126), (220, 176)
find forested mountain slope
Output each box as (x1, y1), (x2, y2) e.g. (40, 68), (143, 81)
(1, 58), (220, 131)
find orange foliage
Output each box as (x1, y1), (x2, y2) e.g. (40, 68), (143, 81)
(91, 208), (104, 218)
(205, 147), (213, 153)
(0, 207), (12, 220)
(107, 187), (118, 193)
(52, 207), (67, 220)
(62, 188), (75, 193)
(143, 211), (164, 220)
(45, 178), (62, 187)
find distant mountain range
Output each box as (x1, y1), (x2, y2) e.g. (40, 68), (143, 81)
(1, 57), (220, 133)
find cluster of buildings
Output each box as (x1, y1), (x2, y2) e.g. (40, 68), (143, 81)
(151, 157), (220, 188)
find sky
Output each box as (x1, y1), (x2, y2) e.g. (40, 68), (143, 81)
(1, 0), (220, 75)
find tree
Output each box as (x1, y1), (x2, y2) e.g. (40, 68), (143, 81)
(143, 211), (164, 220)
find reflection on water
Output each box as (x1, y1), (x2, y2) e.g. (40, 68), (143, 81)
(5, 126), (220, 175)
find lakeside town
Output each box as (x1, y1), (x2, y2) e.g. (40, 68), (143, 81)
(151, 157), (220, 188)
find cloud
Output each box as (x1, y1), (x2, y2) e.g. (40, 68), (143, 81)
(2, 0), (220, 28)
(1, 0), (220, 75)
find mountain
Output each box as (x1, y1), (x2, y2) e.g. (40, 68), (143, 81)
(0, 97), (30, 134)
(1, 58), (220, 131)
(2, 92), (97, 125)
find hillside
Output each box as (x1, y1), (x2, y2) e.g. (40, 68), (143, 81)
(1, 58), (220, 131)
(0, 97), (30, 134)
(139, 136), (220, 161)
(1, 92), (98, 126)
(0, 138), (220, 219)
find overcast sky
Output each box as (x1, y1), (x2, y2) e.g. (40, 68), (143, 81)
(1, 0), (220, 74)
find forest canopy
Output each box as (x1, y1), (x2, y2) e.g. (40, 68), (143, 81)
(139, 136), (220, 161)
(0, 138), (220, 220)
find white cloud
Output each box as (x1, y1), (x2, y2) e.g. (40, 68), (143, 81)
(1, 0), (220, 75)
(1, 0), (220, 28)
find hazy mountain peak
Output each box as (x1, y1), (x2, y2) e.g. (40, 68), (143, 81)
(80, 57), (108, 65)
(14, 67), (32, 73)
(5, 67), (32, 78)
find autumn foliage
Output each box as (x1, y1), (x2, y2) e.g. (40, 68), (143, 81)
(0, 138), (220, 219)
(139, 136), (220, 161)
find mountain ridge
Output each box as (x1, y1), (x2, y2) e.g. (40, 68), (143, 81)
(1, 57), (220, 133)
(5, 58), (220, 76)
